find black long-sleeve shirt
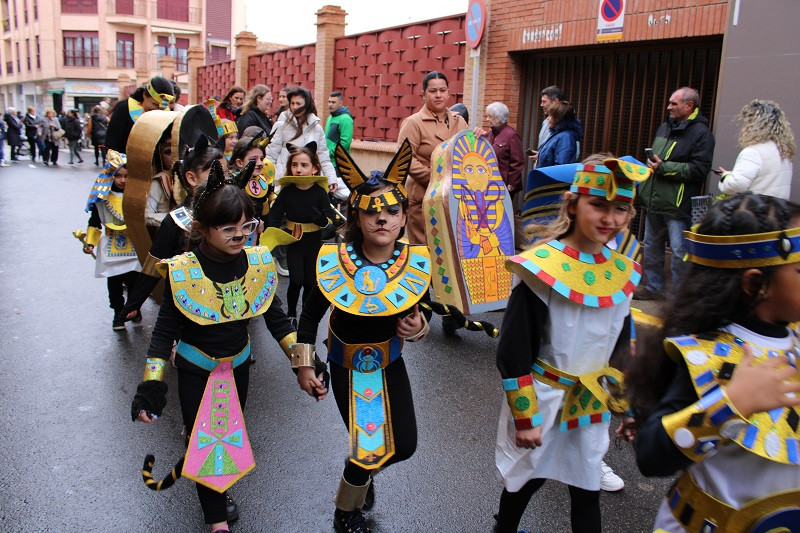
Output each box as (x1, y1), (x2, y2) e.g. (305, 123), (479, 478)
(146, 247), (293, 373)
(266, 183), (333, 229)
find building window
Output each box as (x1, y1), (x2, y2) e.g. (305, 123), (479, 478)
(157, 35), (189, 72)
(60, 0), (97, 14)
(116, 32), (134, 68)
(35, 35), (39, 68)
(2, 0), (9, 32)
(12, 0), (17, 27)
(156, 0), (188, 23)
(15, 41), (20, 71)
(25, 38), (30, 70)
(23, 0), (27, 24)
(63, 31), (99, 67)
(33, 0), (36, 20)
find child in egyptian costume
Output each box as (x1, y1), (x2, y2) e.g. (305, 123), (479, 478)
(228, 131), (277, 236)
(493, 158), (651, 532)
(292, 140), (496, 533)
(206, 98), (239, 163)
(82, 150), (142, 330)
(627, 192), (800, 533)
(130, 164), (302, 532)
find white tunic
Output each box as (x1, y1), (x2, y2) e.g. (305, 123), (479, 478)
(653, 323), (800, 532)
(495, 277), (631, 492)
(94, 191), (142, 278)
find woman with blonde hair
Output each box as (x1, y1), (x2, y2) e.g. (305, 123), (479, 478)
(41, 109), (62, 166)
(718, 99), (795, 199)
(235, 84), (273, 134)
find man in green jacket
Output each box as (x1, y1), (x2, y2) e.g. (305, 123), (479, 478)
(325, 91), (354, 202)
(635, 87), (715, 300)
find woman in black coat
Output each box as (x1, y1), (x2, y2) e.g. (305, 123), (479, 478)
(89, 106), (109, 165)
(3, 108), (23, 161)
(65, 110), (84, 164)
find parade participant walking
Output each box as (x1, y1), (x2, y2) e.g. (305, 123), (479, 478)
(493, 158), (650, 533)
(717, 99), (795, 199)
(397, 71), (467, 246)
(82, 151), (141, 329)
(628, 192), (800, 532)
(266, 142), (332, 326)
(65, 110), (84, 164)
(228, 134), (274, 238)
(131, 166), (297, 533)
(105, 76), (175, 153)
(144, 130), (176, 230)
(293, 140), (429, 533)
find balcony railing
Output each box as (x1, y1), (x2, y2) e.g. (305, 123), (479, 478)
(152, 2), (200, 24)
(107, 0), (146, 16)
(61, 0), (98, 14)
(106, 50), (156, 70)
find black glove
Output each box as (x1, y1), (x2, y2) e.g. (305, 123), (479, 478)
(131, 380), (168, 421)
(310, 207), (328, 227)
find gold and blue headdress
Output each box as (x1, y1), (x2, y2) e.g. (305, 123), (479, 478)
(684, 227), (800, 268)
(148, 81), (175, 110)
(206, 98), (238, 137)
(569, 157), (652, 205)
(334, 138), (411, 212)
(85, 150), (127, 211)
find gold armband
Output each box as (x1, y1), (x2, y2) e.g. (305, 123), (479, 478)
(503, 374), (542, 429)
(290, 343), (315, 368)
(404, 314), (429, 342)
(279, 331), (297, 359)
(141, 253), (161, 277)
(86, 226), (101, 247)
(662, 386), (747, 462)
(143, 357), (168, 381)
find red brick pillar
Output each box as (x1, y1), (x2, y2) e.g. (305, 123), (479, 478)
(315, 5), (347, 125)
(187, 46), (205, 104)
(234, 31), (258, 90)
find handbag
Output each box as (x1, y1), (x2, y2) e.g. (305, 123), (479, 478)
(53, 128), (65, 141)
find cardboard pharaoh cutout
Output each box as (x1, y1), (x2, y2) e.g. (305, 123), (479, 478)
(425, 130), (515, 313)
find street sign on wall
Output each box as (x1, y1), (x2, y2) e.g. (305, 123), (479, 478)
(466, 0), (487, 49)
(597, 0), (625, 42)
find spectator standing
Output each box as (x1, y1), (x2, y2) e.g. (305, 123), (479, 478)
(324, 91), (354, 169)
(533, 101), (584, 169)
(397, 71), (467, 245)
(105, 76), (175, 153)
(636, 87), (715, 300)
(265, 86), (345, 196)
(218, 85), (245, 122)
(537, 86), (565, 148)
(274, 86), (296, 123)
(236, 85), (274, 135)
(0, 119), (7, 166)
(450, 103), (470, 125)
(23, 107), (41, 161)
(41, 109), (62, 166)
(478, 102), (525, 199)
(3, 107), (23, 161)
(65, 110), (85, 164)
(88, 105), (109, 166)
(717, 99), (795, 199)
(168, 81), (184, 111)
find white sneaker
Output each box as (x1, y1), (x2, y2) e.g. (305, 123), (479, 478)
(0, 161), (9, 167)
(599, 460), (624, 492)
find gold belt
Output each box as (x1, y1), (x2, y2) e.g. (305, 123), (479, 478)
(286, 220), (322, 239)
(327, 329), (403, 372)
(667, 470), (800, 533)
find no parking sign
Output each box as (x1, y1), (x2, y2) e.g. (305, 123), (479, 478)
(597, 0), (625, 42)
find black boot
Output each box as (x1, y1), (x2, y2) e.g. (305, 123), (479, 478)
(225, 492), (240, 522)
(334, 508), (371, 533)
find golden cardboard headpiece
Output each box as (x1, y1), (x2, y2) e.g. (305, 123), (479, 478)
(334, 138), (412, 212)
(684, 226), (800, 268)
(147, 82), (175, 110)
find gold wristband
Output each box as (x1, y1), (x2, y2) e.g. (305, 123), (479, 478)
(279, 331), (297, 359)
(290, 343), (315, 368)
(143, 357), (168, 381)
(86, 226), (101, 247)
(141, 253), (160, 277)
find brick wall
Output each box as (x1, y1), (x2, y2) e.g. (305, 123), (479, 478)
(475, 0), (728, 130)
(196, 59), (236, 101)
(247, 44), (317, 95)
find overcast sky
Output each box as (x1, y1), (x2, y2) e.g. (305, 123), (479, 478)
(245, 0), (468, 46)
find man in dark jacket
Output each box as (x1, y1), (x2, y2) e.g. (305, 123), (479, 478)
(65, 110), (84, 164)
(23, 107), (41, 161)
(3, 107), (23, 161)
(636, 87), (715, 300)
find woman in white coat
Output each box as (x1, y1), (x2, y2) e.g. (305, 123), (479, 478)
(718, 99), (795, 199)
(265, 87), (346, 198)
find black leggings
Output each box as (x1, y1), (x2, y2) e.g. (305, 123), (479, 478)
(107, 270), (139, 311)
(178, 363), (251, 524)
(495, 478), (600, 533)
(330, 358), (417, 487)
(286, 233), (321, 317)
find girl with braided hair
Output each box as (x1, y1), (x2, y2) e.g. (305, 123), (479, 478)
(131, 169), (300, 532)
(628, 192), (800, 531)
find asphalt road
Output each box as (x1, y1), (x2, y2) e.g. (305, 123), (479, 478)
(0, 154), (673, 532)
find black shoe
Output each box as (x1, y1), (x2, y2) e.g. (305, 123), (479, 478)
(362, 482), (375, 511)
(226, 492), (240, 522)
(334, 508), (371, 533)
(112, 316), (125, 331)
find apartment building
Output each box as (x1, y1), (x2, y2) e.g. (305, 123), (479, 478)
(0, 0), (244, 113)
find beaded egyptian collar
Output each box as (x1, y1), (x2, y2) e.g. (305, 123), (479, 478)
(507, 239), (640, 307)
(316, 241), (431, 316)
(666, 330), (800, 465)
